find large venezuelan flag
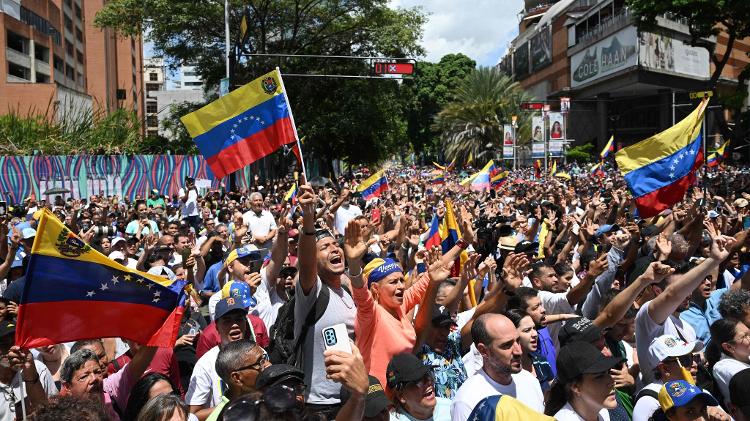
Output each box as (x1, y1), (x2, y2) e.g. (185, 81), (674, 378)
(460, 160), (495, 191)
(358, 169), (389, 201)
(181, 69), (297, 179)
(440, 200), (467, 277)
(16, 210), (188, 348)
(615, 99), (708, 218)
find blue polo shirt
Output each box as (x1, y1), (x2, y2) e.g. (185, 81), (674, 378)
(680, 287), (727, 346)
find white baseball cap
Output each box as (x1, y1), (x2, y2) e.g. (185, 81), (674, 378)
(648, 334), (703, 368)
(111, 237), (127, 248)
(108, 251), (126, 262)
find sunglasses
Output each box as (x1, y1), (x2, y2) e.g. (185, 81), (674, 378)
(279, 267), (298, 279)
(219, 383), (301, 421)
(663, 354), (699, 367)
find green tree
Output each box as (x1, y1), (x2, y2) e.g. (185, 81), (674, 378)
(433, 67), (533, 165)
(628, 0), (750, 149)
(95, 1), (426, 171)
(402, 54), (476, 159)
(565, 143), (594, 163)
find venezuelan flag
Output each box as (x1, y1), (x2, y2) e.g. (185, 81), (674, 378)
(440, 200), (467, 277)
(615, 99), (708, 218)
(716, 140), (729, 158)
(706, 153), (718, 167)
(358, 169), (388, 201)
(181, 69), (297, 179)
(429, 171), (445, 185)
(16, 210), (187, 348)
(284, 184), (297, 203)
(549, 161), (557, 177)
(490, 169), (508, 189)
(424, 214), (441, 249)
(533, 159), (541, 178)
(468, 394), (555, 420)
(601, 135), (615, 159)
(590, 162), (604, 177)
(460, 160), (495, 191)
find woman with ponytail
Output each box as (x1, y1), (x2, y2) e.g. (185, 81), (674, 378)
(545, 341), (624, 420)
(707, 318), (750, 405)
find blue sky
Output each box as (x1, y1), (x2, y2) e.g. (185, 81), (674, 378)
(144, 0), (524, 69)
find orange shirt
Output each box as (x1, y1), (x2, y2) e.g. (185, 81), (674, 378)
(352, 273), (430, 387)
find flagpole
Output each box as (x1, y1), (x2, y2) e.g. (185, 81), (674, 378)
(276, 67), (308, 181)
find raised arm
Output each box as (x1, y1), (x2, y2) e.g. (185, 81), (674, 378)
(297, 184), (319, 295)
(265, 216), (290, 282)
(648, 234), (735, 324)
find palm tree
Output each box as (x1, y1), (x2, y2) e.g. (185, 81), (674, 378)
(433, 67), (533, 166)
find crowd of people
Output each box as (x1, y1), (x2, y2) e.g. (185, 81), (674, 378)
(0, 161), (749, 421)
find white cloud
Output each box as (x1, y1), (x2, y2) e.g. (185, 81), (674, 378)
(391, 0), (523, 66)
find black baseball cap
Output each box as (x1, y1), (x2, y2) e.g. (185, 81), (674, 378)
(514, 240), (539, 254)
(730, 368), (750, 417)
(0, 321), (15, 338)
(557, 341), (625, 383)
(386, 353), (431, 390)
(255, 364), (304, 390)
(431, 304), (456, 327)
(558, 317), (602, 347)
(340, 375), (390, 418)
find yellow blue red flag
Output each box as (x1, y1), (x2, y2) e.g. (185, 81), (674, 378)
(460, 160), (495, 191)
(601, 135), (615, 159)
(615, 99), (708, 218)
(16, 210), (187, 348)
(358, 169), (388, 200)
(181, 69), (297, 179)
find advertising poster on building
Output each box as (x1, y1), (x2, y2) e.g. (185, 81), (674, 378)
(532, 142), (545, 159)
(514, 42), (530, 79)
(503, 124), (514, 159)
(532, 116), (544, 143)
(530, 26), (552, 71)
(570, 26), (638, 88)
(548, 112), (564, 140)
(639, 32), (710, 80)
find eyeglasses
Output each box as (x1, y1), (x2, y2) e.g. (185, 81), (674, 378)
(234, 354), (269, 373)
(730, 332), (750, 345)
(663, 354), (699, 367)
(397, 373), (434, 391)
(220, 383), (302, 420)
(279, 267), (297, 279)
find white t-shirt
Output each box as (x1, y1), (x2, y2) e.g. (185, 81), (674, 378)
(185, 346), (222, 408)
(242, 210), (277, 249)
(632, 382), (662, 421)
(254, 266), (286, 330)
(555, 402), (610, 421)
(333, 204), (362, 235)
(713, 355), (750, 405)
(635, 300), (697, 384)
(0, 360), (58, 421)
(538, 290), (575, 349)
(451, 368), (544, 421)
(179, 188), (199, 218)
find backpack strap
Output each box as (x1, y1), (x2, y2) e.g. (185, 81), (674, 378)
(635, 388), (659, 403)
(290, 282), (332, 366)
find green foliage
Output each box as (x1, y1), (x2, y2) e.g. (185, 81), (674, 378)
(402, 54), (477, 157)
(565, 143), (594, 163)
(433, 67), (533, 165)
(0, 108), (142, 155)
(95, 0), (427, 166)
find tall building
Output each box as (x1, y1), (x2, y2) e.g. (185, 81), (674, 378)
(174, 64), (202, 90)
(498, 0), (750, 156)
(143, 56), (165, 137)
(1, 0), (143, 129)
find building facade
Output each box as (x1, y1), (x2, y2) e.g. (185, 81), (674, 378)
(143, 56), (165, 136)
(1, 0), (143, 129)
(498, 0), (750, 158)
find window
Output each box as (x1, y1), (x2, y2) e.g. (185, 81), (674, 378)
(6, 31), (28, 54)
(49, 28), (61, 46)
(77, 72), (83, 85)
(76, 49), (84, 64)
(53, 55), (64, 72)
(74, 4), (82, 19)
(146, 103), (157, 114)
(8, 62), (31, 80)
(76, 28), (83, 43)
(35, 45), (49, 62)
(65, 40), (74, 56)
(66, 64), (75, 79)
(64, 15), (73, 31)
(147, 116), (158, 127)
(186, 81), (202, 87)
(36, 72), (50, 83)
(149, 72), (158, 81)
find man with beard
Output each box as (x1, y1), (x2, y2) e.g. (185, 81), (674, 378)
(451, 313), (545, 421)
(636, 234), (735, 384)
(186, 297), (253, 420)
(295, 184), (356, 419)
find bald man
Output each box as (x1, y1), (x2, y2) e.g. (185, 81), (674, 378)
(451, 314), (545, 421)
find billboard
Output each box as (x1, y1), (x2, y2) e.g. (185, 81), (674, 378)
(570, 26), (638, 88)
(514, 42), (530, 79)
(503, 124), (514, 159)
(549, 141), (564, 157)
(639, 32), (710, 80)
(532, 142), (545, 159)
(548, 112), (564, 140)
(530, 27), (552, 72)
(532, 116), (544, 143)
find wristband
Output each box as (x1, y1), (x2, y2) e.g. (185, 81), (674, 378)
(416, 262), (427, 274)
(347, 267), (363, 277)
(456, 239), (469, 250)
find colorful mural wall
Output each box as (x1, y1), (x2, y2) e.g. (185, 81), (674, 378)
(0, 155), (227, 202)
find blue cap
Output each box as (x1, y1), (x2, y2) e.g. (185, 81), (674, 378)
(595, 224), (620, 237)
(221, 280), (257, 309)
(659, 380), (719, 412)
(214, 296), (248, 320)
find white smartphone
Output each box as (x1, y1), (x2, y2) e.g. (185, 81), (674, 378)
(322, 323), (352, 354)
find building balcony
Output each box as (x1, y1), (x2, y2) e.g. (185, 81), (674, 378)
(6, 47), (31, 67)
(35, 59), (51, 75)
(570, 8), (631, 54)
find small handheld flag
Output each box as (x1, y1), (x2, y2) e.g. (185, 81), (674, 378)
(601, 135), (615, 159)
(357, 169), (389, 201)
